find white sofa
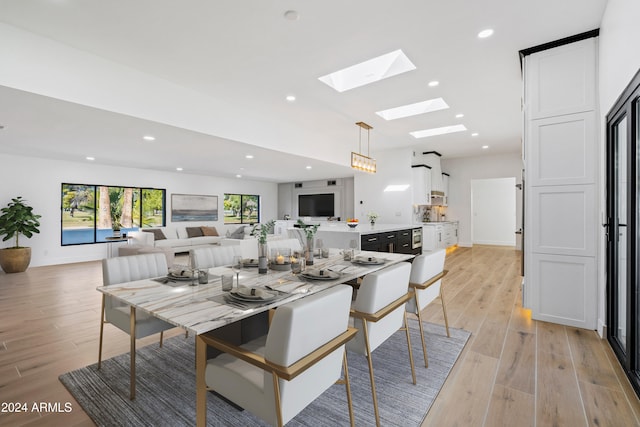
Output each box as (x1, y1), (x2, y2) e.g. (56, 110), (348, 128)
(128, 225), (224, 254)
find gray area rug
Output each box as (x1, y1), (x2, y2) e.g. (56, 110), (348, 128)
(60, 319), (469, 426)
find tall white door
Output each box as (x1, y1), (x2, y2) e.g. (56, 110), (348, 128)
(523, 37), (598, 330)
(471, 178), (516, 246)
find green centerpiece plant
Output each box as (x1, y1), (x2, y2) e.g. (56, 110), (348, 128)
(0, 197), (42, 273)
(251, 220), (275, 274)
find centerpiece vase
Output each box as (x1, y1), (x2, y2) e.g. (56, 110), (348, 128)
(370, 220), (375, 227)
(258, 243), (268, 274)
(305, 237), (314, 266)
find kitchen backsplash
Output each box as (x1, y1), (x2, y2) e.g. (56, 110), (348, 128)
(414, 205), (447, 222)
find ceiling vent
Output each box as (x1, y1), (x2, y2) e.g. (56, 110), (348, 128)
(294, 183), (303, 188)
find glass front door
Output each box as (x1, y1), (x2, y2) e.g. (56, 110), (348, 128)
(606, 69), (640, 396)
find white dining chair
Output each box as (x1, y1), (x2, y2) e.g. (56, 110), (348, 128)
(98, 252), (176, 399)
(200, 285), (357, 427)
(347, 262), (416, 427)
(189, 245), (241, 269)
(407, 249), (449, 367)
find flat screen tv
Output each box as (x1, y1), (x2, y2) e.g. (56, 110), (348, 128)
(298, 193), (335, 217)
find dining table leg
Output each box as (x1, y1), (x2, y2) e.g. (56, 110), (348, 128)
(196, 334), (207, 427)
(130, 306), (136, 400)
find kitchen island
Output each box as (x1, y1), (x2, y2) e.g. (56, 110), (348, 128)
(313, 223), (421, 254)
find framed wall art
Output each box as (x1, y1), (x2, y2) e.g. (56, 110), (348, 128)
(171, 194), (218, 222)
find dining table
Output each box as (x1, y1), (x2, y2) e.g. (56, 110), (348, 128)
(96, 249), (414, 426)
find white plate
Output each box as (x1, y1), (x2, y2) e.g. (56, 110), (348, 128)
(242, 258), (259, 267)
(301, 270), (340, 280)
(228, 290), (278, 303)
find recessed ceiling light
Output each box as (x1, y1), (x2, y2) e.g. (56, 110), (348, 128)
(143, 135), (155, 141)
(236, 174), (242, 178)
(482, 145), (489, 149)
(86, 156), (95, 161)
(286, 95), (296, 102)
(176, 167), (183, 171)
(283, 10), (299, 21)
(245, 155), (254, 159)
(384, 184), (410, 192)
(471, 132), (479, 137)
(410, 124), (467, 139)
(376, 97), (449, 121)
(455, 113), (464, 118)
(428, 81), (439, 87)
(318, 49), (416, 93)
(306, 165), (312, 169)
(478, 29), (494, 39)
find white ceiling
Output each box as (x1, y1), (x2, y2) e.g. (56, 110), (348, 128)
(0, 0), (608, 182)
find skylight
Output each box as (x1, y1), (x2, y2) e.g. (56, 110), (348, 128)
(318, 49), (416, 92)
(384, 184), (410, 192)
(410, 124), (467, 138)
(376, 98), (449, 121)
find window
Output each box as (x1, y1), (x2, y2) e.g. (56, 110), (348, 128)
(223, 193), (259, 224)
(61, 183), (166, 245)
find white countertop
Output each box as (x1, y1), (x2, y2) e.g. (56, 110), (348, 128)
(418, 221), (459, 226)
(315, 223), (419, 235)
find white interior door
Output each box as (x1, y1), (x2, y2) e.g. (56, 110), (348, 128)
(471, 177), (516, 246)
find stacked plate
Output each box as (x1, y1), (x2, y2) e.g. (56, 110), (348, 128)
(242, 258), (259, 267)
(227, 288), (278, 303)
(352, 256), (385, 265)
(300, 269), (340, 280)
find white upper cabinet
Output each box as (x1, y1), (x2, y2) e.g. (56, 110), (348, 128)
(412, 165), (431, 205)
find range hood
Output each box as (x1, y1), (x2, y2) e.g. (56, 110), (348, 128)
(423, 151), (445, 197)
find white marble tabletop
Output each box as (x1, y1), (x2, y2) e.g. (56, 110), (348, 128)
(97, 250), (413, 335)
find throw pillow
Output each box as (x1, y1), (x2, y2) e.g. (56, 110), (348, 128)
(201, 226), (219, 236)
(186, 227), (204, 238)
(142, 228), (167, 241)
(228, 226), (246, 239)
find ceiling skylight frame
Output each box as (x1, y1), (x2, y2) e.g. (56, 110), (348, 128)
(376, 97), (449, 121)
(410, 124), (468, 138)
(318, 49), (416, 93)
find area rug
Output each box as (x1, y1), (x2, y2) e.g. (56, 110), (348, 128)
(60, 319), (469, 426)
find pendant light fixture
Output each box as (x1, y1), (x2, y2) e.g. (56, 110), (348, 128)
(351, 121), (377, 173)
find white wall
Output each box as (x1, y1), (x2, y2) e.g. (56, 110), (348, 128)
(0, 153), (277, 268)
(441, 152), (523, 247)
(354, 148), (413, 224)
(597, 0), (640, 334)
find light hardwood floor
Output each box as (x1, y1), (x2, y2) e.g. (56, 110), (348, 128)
(0, 246), (638, 426)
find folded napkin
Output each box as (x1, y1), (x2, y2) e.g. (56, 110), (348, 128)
(236, 286), (269, 298)
(168, 266), (193, 277)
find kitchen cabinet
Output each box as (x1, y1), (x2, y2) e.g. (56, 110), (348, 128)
(422, 222), (458, 252)
(441, 173), (449, 206)
(411, 165), (431, 205)
(360, 228), (418, 254)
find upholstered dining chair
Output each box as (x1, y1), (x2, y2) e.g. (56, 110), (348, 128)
(200, 285), (357, 427)
(189, 245), (241, 269)
(406, 249), (449, 368)
(98, 252), (176, 399)
(348, 262), (416, 427)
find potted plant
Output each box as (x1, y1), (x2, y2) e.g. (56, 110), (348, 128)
(367, 211), (379, 226)
(0, 197), (42, 273)
(296, 219), (319, 265)
(251, 220), (275, 274)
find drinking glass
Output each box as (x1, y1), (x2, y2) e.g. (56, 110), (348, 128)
(221, 274), (234, 291)
(231, 255), (243, 287)
(349, 239), (358, 254)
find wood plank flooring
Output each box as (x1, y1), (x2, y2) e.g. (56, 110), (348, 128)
(0, 246), (638, 426)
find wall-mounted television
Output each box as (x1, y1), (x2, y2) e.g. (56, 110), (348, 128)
(298, 193), (335, 217)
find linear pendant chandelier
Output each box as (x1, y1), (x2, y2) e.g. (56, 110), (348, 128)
(351, 121), (377, 173)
